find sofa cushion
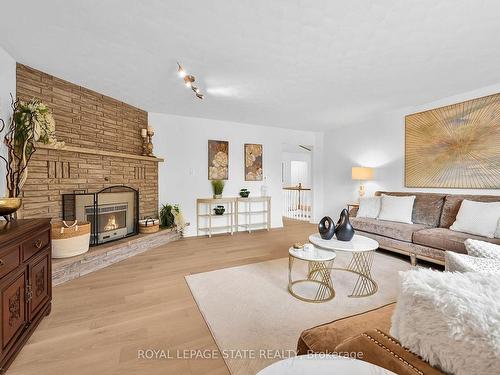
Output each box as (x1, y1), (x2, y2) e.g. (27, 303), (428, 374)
(440, 194), (500, 228)
(351, 216), (430, 242)
(449, 200), (500, 238)
(376, 191), (446, 227)
(297, 303), (395, 355)
(413, 228), (500, 254)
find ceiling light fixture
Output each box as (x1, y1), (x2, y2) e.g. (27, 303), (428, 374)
(177, 62), (204, 100)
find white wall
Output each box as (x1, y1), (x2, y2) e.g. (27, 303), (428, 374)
(0, 47), (16, 198)
(150, 113), (321, 236)
(323, 83), (500, 217)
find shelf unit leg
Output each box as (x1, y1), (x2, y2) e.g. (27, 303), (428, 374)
(235, 200), (238, 233)
(196, 202), (199, 236)
(230, 201), (234, 235)
(267, 197), (271, 231)
(248, 201), (251, 233)
(208, 203), (212, 238)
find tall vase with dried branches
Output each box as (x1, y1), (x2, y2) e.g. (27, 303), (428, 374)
(0, 96), (62, 220)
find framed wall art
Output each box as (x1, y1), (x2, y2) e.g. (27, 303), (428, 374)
(405, 93), (500, 188)
(208, 140), (229, 180)
(245, 143), (263, 181)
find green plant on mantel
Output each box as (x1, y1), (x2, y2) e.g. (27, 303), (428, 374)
(211, 179), (225, 198)
(0, 96), (63, 197)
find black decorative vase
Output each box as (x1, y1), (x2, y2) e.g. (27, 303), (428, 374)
(335, 208), (355, 241)
(318, 216), (335, 240)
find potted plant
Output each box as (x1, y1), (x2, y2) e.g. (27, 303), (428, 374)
(159, 203), (186, 234)
(211, 179), (224, 199)
(239, 188), (250, 198)
(0, 97), (63, 221)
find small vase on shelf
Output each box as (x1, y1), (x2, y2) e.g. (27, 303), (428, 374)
(213, 205), (225, 215)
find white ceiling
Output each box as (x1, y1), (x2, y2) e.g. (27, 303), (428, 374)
(1, 0), (499, 131)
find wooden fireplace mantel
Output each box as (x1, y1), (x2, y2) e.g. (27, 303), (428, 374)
(35, 143), (165, 163)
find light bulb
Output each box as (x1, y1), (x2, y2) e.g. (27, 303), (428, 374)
(178, 68), (186, 78)
(185, 81), (192, 88)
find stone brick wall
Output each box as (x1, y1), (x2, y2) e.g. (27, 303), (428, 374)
(16, 64), (159, 219)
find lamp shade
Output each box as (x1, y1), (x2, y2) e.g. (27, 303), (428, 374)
(352, 167), (374, 180)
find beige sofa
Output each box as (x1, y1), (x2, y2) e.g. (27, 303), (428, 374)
(350, 191), (500, 265)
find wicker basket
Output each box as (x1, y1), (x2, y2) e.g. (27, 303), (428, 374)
(139, 218), (160, 234)
(51, 220), (91, 258)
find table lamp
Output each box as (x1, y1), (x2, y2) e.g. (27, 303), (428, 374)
(352, 167), (374, 198)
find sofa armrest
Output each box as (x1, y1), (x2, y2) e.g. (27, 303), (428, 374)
(334, 329), (444, 375)
(297, 303), (395, 355)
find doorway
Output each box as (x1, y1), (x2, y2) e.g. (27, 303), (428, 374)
(281, 144), (312, 222)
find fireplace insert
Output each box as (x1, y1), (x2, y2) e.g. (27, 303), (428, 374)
(62, 186), (139, 245)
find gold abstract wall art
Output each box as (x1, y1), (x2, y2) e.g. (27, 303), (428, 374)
(245, 144), (263, 181)
(405, 93), (500, 188)
(208, 140), (229, 180)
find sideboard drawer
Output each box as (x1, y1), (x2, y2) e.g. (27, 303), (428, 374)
(0, 246), (21, 279)
(22, 229), (50, 262)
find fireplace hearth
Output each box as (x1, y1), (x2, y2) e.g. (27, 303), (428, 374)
(63, 186), (139, 245)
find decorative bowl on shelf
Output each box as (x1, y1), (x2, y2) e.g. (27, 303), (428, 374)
(213, 205), (225, 215)
(239, 189), (250, 198)
(0, 197), (22, 222)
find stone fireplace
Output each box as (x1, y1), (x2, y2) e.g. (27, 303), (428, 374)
(15, 64), (162, 224)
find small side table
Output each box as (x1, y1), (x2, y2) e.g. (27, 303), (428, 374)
(347, 201), (359, 212)
(257, 354), (396, 375)
(288, 246), (336, 303)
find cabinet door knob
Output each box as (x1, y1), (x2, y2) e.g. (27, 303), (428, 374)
(0, 259), (4, 266)
(34, 239), (42, 249)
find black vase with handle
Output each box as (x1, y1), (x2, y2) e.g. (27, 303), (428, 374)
(318, 216), (335, 240)
(335, 208), (355, 241)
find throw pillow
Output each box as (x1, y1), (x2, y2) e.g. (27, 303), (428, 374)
(391, 269), (500, 375)
(356, 197), (381, 219)
(465, 239), (500, 260)
(445, 251), (500, 273)
(450, 200), (500, 238)
(377, 194), (415, 224)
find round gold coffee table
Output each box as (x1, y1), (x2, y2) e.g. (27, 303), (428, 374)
(309, 233), (379, 298)
(288, 246), (336, 303)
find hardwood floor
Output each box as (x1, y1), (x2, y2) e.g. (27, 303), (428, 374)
(9, 219), (316, 375)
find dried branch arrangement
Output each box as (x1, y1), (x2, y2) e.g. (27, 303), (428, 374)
(0, 96), (62, 197)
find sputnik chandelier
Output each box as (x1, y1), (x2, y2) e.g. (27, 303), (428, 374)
(177, 62), (204, 99)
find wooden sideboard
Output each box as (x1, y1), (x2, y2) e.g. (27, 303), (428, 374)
(0, 219), (52, 373)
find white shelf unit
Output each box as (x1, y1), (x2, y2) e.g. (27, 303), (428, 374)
(236, 196), (271, 233)
(196, 196), (272, 237)
(196, 197), (237, 237)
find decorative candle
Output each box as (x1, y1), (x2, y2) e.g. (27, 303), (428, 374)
(141, 128), (147, 137)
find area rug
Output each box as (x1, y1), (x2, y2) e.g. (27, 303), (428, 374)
(185, 251), (411, 375)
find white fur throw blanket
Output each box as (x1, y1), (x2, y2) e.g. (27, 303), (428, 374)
(390, 269), (500, 375)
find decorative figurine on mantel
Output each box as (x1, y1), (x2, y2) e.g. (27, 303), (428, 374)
(141, 126), (154, 156)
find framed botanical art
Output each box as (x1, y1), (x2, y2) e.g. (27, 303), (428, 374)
(208, 140), (229, 180)
(245, 143), (263, 181)
(405, 93), (500, 188)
